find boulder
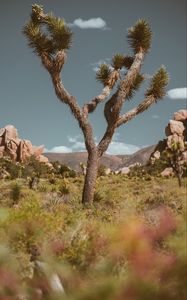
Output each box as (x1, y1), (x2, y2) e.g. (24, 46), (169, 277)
(18, 140), (33, 161)
(0, 124), (50, 166)
(120, 167), (130, 175)
(153, 150), (160, 160)
(38, 155), (49, 164)
(165, 120), (184, 137)
(5, 125), (19, 139)
(161, 167), (173, 177)
(0, 146), (5, 157)
(5, 139), (20, 161)
(33, 145), (44, 157)
(182, 151), (187, 163)
(104, 168), (111, 175)
(174, 110), (187, 122)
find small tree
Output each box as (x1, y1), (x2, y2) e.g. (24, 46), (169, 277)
(23, 4), (169, 204)
(164, 138), (187, 187)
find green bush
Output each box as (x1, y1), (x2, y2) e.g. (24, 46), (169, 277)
(10, 182), (22, 205)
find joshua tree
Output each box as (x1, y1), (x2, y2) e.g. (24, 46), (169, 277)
(23, 4), (169, 204)
(164, 138), (187, 187)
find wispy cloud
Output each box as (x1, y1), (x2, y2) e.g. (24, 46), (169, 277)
(152, 115), (159, 119)
(46, 134), (139, 155)
(106, 141), (139, 155)
(167, 87), (187, 100)
(90, 58), (110, 72)
(70, 18), (108, 30)
(68, 135), (85, 151)
(106, 133), (140, 155)
(46, 146), (73, 153)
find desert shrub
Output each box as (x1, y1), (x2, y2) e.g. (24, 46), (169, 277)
(98, 164), (107, 177)
(51, 162), (77, 178)
(43, 194), (64, 212)
(0, 175), (186, 299)
(94, 190), (105, 203)
(0, 157), (22, 179)
(129, 164), (146, 178)
(59, 180), (70, 196)
(10, 182), (22, 205)
(22, 155), (51, 178)
(38, 183), (48, 192)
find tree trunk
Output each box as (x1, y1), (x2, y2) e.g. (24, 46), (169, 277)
(177, 174), (182, 187)
(82, 149), (99, 205)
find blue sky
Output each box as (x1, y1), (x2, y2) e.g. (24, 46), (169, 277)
(0, 0), (186, 154)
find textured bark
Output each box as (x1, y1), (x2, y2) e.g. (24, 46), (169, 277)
(116, 95), (155, 127)
(82, 149), (99, 204)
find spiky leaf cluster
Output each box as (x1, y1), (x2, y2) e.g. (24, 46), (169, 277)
(127, 19), (152, 54)
(46, 14), (72, 50)
(31, 4), (44, 23)
(126, 74), (144, 100)
(112, 54), (134, 70)
(146, 66), (169, 100)
(123, 56), (134, 69)
(96, 64), (112, 86)
(23, 5), (72, 55)
(23, 22), (54, 54)
(112, 54), (126, 70)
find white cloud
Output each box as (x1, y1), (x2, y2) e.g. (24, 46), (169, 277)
(68, 135), (86, 151)
(67, 134), (82, 143)
(71, 18), (107, 29)
(47, 146), (73, 153)
(46, 134), (139, 155)
(90, 58), (111, 72)
(106, 141), (140, 155)
(152, 115), (159, 119)
(167, 88), (187, 100)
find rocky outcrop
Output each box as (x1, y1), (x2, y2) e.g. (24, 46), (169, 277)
(161, 167), (173, 177)
(0, 124), (50, 166)
(151, 109), (187, 164)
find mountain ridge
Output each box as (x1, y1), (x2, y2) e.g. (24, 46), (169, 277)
(44, 145), (156, 171)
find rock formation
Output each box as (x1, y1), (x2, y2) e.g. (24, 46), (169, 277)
(151, 109), (187, 166)
(0, 124), (51, 166)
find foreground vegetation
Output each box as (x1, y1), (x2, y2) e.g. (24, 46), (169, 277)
(0, 164), (186, 299)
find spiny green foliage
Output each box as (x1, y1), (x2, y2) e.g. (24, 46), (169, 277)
(23, 21), (54, 54)
(23, 4), (72, 55)
(46, 14), (73, 50)
(31, 4), (44, 23)
(96, 64), (112, 86)
(122, 55), (134, 69)
(112, 54), (134, 70)
(146, 66), (169, 99)
(10, 183), (22, 205)
(127, 19), (152, 53)
(126, 73), (144, 100)
(112, 54), (126, 70)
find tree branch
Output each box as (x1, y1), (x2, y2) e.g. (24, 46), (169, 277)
(104, 48), (144, 123)
(82, 70), (120, 117)
(116, 94), (155, 127)
(82, 86), (111, 117)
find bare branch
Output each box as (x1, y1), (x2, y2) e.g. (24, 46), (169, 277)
(40, 52), (53, 72)
(116, 95), (155, 127)
(82, 70), (120, 117)
(82, 86), (111, 117)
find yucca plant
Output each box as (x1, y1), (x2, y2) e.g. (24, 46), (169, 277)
(23, 6), (169, 204)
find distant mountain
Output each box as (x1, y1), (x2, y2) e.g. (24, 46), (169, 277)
(44, 145), (156, 171)
(119, 145), (156, 167)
